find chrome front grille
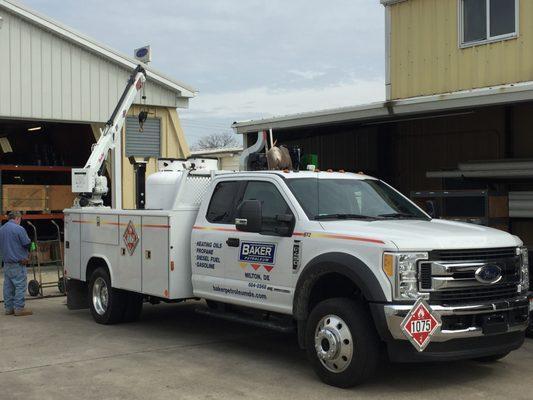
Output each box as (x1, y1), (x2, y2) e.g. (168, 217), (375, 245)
(419, 248), (521, 305)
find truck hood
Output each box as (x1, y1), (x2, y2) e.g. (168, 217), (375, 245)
(319, 219), (521, 250)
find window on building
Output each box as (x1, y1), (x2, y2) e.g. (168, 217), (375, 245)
(461, 0), (518, 46)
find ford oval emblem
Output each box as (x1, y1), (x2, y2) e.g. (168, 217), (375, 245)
(136, 48), (148, 58)
(475, 265), (503, 284)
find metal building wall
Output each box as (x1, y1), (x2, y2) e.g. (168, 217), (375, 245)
(274, 125), (380, 174)
(0, 8), (178, 123)
(389, 0), (533, 99)
(391, 107), (506, 192)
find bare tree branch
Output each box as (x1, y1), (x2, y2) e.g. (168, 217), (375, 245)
(192, 132), (240, 150)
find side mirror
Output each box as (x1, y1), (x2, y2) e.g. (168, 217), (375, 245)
(275, 214), (295, 237)
(235, 200), (262, 233)
(425, 200), (439, 219)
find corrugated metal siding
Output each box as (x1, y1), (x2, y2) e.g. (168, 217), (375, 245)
(125, 116), (161, 158)
(391, 107), (505, 192)
(274, 125), (380, 174)
(0, 8), (177, 122)
(390, 0), (533, 99)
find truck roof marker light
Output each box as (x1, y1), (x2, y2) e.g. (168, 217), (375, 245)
(339, 170), (345, 173)
(283, 169), (290, 173)
(327, 169), (333, 173)
(357, 171), (365, 175)
(315, 168), (320, 173)
(383, 254), (394, 277)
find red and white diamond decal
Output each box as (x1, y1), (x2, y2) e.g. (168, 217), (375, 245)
(400, 298), (442, 352)
(123, 220), (139, 255)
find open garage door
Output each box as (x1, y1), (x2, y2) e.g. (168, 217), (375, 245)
(0, 119), (97, 237)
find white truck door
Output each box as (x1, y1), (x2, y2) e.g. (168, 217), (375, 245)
(191, 180), (243, 300)
(224, 180), (295, 314)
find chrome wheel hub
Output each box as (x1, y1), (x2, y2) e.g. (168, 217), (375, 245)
(92, 277), (109, 316)
(314, 314), (353, 373)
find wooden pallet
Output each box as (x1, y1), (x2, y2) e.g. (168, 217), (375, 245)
(2, 184), (46, 212)
(1, 184), (76, 213)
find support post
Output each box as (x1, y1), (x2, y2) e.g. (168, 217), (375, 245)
(111, 129), (122, 210)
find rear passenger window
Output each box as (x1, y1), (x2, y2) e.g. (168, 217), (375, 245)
(206, 181), (240, 224)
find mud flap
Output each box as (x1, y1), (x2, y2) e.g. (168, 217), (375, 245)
(66, 279), (89, 310)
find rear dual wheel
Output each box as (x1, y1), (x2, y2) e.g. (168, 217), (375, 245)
(88, 267), (143, 324)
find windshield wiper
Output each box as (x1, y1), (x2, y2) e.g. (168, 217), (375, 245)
(315, 213), (380, 221)
(378, 212), (428, 220)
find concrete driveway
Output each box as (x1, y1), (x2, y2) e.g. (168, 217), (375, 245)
(0, 297), (532, 400)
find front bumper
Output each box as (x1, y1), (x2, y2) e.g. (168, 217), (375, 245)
(371, 296), (529, 362)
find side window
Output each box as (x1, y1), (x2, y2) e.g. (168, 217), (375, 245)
(242, 181), (291, 232)
(206, 181), (240, 224)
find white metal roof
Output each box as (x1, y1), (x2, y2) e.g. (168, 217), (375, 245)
(380, 0), (408, 5)
(232, 80), (533, 134)
(190, 147), (244, 156)
(215, 170), (376, 181)
(0, 0), (196, 98)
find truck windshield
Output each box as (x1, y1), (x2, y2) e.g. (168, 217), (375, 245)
(286, 178), (429, 221)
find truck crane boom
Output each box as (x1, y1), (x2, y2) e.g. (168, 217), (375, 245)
(71, 65), (147, 207)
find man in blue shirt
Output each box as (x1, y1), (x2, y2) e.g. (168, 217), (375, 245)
(0, 211), (32, 316)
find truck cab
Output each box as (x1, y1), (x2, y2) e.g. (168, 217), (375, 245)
(191, 170), (529, 386)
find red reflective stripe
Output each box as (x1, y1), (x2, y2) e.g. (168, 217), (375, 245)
(293, 231), (384, 245)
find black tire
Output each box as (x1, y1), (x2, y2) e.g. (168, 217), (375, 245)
(527, 323), (533, 338)
(206, 299), (221, 310)
(474, 352), (510, 363)
(305, 298), (381, 388)
(28, 280), (40, 297)
(122, 291), (143, 322)
(88, 267), (126, 324)
(58, 277), (66, 294)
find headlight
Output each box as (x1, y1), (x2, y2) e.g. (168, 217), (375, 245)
(519, 246), (529, 292)
(383, 252), (429, 300)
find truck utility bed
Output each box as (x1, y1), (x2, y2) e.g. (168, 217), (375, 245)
(64, 170), (215, 300)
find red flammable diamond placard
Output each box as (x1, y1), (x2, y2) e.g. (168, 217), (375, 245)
(400, 298), (442, 352)
(123, 220), (139, 255)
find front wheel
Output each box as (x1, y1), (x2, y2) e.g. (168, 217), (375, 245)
(88, 267), (125, 324)
(305, 298), (381, 388)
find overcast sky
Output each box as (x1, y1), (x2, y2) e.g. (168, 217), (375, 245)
(23, 0), (386, 146)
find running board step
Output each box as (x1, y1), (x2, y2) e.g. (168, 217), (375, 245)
(195, 307), (295, 333)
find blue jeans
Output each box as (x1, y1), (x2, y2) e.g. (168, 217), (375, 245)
(3, 263), (27, 311)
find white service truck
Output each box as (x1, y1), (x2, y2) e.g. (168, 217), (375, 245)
(64, 66), (529, 388)
(65, 167), (530, 387)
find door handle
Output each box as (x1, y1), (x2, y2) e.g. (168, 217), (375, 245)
(226, 238), (240, 247)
